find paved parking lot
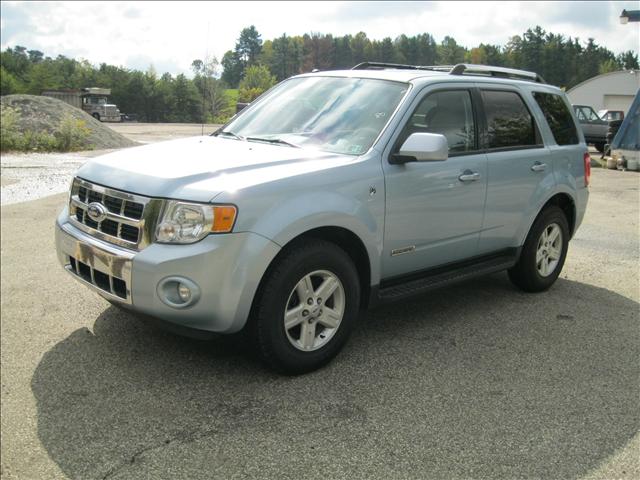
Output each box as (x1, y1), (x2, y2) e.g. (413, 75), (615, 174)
(1, 168), (638, 479)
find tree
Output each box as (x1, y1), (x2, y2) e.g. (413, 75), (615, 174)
(221, 50), (243, 88)
(302, 33), (334, 71)
(0, 66), (20, 95)
(236, 25), (263, 66)
(27, 50), (44, 63)
(171, 73), (201, 122)
(350, 32), (370, 64)
(191, 56), (231, 122)
(238, 64), (276, 102)
(437, 36), (465, 64)
(599, 59), (618, 74)
(618, 50), (639, 70)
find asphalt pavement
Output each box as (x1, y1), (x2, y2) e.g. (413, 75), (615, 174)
(1, 168), (638, 480)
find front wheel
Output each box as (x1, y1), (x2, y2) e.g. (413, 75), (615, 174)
(250, 239), (360, 374)
(508, 206), (569, 292)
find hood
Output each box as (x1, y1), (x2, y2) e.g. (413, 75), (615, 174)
(76, 136), (351, 202)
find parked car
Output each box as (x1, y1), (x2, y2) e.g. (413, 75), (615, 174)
(55, 63), (590, 373)
(573, 104), (608, 152)
(598, 109), (624, 122)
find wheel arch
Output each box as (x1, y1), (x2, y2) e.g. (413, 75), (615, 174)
(249, 226), (374, 320)
(544, 192), (577, 237)
(523, 192), (577, 244)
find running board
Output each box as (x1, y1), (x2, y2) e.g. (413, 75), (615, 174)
(378, 252), (518, 302)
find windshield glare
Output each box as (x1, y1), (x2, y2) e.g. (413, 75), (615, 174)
(221, 77), (409, 155)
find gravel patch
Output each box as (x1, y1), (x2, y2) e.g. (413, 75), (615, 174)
(0, 149), (116, 205)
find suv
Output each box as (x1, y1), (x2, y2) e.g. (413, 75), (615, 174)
(55, 63), (590, 373)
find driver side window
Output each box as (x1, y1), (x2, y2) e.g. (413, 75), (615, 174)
(399, 90), (477, 154)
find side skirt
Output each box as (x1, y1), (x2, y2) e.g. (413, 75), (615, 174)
(371, 248), (520, 305)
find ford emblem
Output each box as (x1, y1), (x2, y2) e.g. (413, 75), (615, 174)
(87, 202), (108, 223)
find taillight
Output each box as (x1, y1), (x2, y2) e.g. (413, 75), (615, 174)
(583, 151), (591, 187)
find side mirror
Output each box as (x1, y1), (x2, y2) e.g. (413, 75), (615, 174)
(394, 132), (449, 163)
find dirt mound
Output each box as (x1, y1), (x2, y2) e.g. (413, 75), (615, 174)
(1, 94), (137, 150)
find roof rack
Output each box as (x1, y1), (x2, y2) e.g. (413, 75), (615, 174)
(449, 64), (546, 83)
(352, 62), (546, 84)
(352, 62), (449, 72)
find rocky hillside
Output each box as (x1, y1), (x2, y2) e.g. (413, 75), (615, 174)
(1, 94), (136, 150)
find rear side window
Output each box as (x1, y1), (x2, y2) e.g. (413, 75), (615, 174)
(482, 90), (539, 149)
(533, 92), (579, 145)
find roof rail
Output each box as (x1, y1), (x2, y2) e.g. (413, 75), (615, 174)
(352, 62), (429, 71)
(352, 61), (546, 83)
(450, 64), (546, 83)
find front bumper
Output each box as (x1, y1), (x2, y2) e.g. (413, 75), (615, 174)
(55, 208), (280, 334)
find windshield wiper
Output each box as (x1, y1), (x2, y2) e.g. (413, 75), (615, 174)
(214, 130), (245, 141)
(246, 137), (301, 148)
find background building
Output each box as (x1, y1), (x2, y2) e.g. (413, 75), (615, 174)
(567, 70), (640, 113)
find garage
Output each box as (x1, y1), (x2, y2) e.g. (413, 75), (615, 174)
(567, 70), (640, 114)
(604, 94), (635, 111)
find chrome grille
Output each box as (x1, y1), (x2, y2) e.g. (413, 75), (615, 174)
(69, 177), (159, 250)
(68, 256), (128, 300)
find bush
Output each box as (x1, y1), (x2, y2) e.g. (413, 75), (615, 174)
(0, 106), (93, 152)
(55, 115), (92, 151)
(0, 105), (21, 151)
(238, 65), (276, 103)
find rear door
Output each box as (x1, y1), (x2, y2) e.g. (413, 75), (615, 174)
(381, 85), (488, 279)
(476, 87), (553, 254)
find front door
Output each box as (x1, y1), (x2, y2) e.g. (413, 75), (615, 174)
(382, 87), (487, 279)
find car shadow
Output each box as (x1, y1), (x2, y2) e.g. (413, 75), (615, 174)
(31, 274), (639, 480)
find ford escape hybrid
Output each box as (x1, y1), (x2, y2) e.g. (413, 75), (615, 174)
(56, 63), (590, 373)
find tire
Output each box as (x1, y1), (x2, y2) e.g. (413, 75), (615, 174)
(250, 239), (360, 374)
(92, 113), (101, 121)
(594, 142), (605, 153)
(508, 206), (569, 293)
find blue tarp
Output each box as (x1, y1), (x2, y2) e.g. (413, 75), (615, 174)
(611, 90), (640, 151)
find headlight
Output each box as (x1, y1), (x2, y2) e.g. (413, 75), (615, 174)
(155, 201), (237, 244)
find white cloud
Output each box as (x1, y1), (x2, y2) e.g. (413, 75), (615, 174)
(1, 1), (638, 76)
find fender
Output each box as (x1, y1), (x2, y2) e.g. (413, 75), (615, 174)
(516, 184), (578, 246)
(246, 190), (384, 287)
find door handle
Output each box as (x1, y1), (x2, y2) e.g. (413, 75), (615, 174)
(458, 170), (480, 182)
(531, 162), (547, 172)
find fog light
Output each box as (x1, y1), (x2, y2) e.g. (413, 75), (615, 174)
(157, 276), (200, 309)
(178, 284), (191, 302)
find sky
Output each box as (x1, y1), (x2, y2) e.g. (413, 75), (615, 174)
(1, 1), (638, 77)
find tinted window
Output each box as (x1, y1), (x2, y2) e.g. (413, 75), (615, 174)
(533, 92), (579, 145)
(400, 90), (476, 153)
(482, 90), (539, 149)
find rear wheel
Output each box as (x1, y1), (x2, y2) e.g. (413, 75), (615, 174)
(250, 239), (360, 374)
(508, 206), (569, 292)
(594, 142), (605, 153)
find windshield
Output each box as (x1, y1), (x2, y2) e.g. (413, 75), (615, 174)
(576, 106), (601, 121)
(218, 76), (409, 155)
(87, 97), (107, 105)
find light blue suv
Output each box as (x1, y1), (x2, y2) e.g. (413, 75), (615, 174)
(55, 63), (590, 373)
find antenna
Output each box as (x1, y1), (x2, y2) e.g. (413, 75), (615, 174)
(201, 22), (211, 136)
